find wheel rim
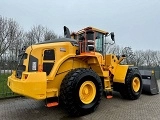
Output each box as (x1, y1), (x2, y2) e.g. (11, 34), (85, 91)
(79, 81), (96, 104)
(132, 77), (140, 92)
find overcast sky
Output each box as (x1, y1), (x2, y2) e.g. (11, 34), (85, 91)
(0, 0), (160, 51)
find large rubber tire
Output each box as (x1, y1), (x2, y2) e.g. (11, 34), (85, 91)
(60, 68), (103, 116)
(120, 68), (143, 100)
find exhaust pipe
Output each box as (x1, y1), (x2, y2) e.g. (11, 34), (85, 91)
(64, 26), (71, 38)
(140, 70), (159, 95)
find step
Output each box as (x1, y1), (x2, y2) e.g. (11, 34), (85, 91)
(46, 102), (59, 107)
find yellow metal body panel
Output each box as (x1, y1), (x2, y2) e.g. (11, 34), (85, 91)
(46, 88), (58, 98)
(46, 58), (89, 98)
(104, 54), (129, 83)
(46, 52), (105, 98)
(105, 54), (119, 74)
(8, 35), (130, 100)
(113, 65), (129, 83)
(8, 40), (92, 99)
(8, 71), (47, 100)
(77, 55), (104, 76)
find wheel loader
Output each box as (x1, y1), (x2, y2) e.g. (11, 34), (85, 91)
(7, 26), (159, 116)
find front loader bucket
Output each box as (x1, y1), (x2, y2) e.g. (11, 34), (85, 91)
(139, 70), (159, 95)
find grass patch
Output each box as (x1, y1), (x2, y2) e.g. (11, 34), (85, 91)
(0, 74), (18, 98)
(0, 74), (10, 89)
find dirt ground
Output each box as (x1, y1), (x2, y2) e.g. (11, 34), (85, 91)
(0, 81), (160, 120)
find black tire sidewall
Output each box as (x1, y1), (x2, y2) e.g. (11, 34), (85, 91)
(126, 69), (143, 99)
(74, 72), (102, 110)
(60, 68), (103, 115)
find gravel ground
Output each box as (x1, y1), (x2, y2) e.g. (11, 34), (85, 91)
(0, 81), (160, 120)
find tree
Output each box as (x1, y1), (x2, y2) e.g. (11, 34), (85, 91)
(0, 16), (22, 57)
(122, 47), (135, 64)
(24, 25), (58, 45)
(143, 50), (154, 66)
(25, 25), (45, 45)
(133, 50), (145, 66)
(9, 32), (23, 60)
(44, 28), (57, 41)
(154, 51), (160, 66)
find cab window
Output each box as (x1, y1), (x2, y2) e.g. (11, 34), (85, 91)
(43, 49), (55, 75)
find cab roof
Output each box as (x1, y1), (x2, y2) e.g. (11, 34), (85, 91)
(77, 26), (109, 35)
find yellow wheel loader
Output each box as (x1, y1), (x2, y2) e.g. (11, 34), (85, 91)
(7, 26), (159, 116)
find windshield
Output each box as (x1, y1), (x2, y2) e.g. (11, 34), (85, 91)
(95, 32), (104, 54)
(76, 31), (106, 55)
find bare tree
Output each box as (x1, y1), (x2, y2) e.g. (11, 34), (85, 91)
(133, 50), (145, 66)
(25, 25), (45, 44)
(148, 50), (160, 67)
(23, 32), (35, 46)
(0, 16), (22, 57)
(144, 50), (154, 66)
(154, 51), (160, 66)
(105, 44), (123, 55)
(24, 25), (58, 45)
(122, 47), (135, 64)
(9, 31), (23, 60)
(44, 28), (57, 41)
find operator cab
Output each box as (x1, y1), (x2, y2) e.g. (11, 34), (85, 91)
(70, 27), (115, 55)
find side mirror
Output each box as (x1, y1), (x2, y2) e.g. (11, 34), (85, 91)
(110, 32), (115, 41)
(64, 26), (71, 38)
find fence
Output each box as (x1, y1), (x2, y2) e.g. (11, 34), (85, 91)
(0, 53), (19, 99)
